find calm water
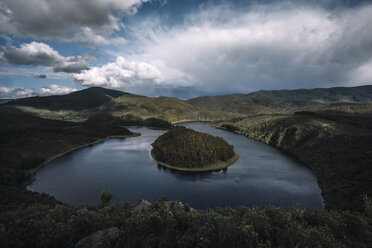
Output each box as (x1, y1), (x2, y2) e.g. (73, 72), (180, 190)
(27, 122), (324, 210)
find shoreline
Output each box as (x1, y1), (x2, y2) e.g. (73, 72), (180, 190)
(211, 124), (327, 210)
(150, 150), (239, 172)
(171, 119), (211, 124)
(24, 133), (140, 187)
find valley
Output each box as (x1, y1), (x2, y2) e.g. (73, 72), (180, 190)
(1, 85), (372, 247)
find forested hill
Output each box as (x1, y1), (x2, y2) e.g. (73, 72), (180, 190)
(151, 126), (236, 170)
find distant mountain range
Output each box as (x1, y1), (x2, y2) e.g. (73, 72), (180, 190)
(3, 85), (372, 122)
(188, 85), (372, 115)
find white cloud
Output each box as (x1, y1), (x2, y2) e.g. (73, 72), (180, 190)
(71, 56), (164, 88)
(1, 42), (93, 73)
(0, 85), (77, 98)
(121, 3), (372, 94)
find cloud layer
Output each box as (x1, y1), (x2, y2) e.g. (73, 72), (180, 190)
(1, 42), (93, 73)
(0, 0), (148, 44)
(1, 1), (371, 98)
(0, 85), (77, 98)
(119, 3), (372, 94)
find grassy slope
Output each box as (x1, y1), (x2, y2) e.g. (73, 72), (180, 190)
(7, 87), (239, 122)
(213, 112), (372, 211)
(106, 94), (239, 123)
(4, 87), (131, 121)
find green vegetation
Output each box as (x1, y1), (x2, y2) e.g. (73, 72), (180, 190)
(1, 194), (371, 248)
(151, 126), (238, 171)
(213, 111), (372, 211)
(100, 191), (113, 206)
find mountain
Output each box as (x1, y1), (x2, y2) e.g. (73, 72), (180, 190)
(2, 87), (237, 123)
(5, 87), (130, 111)
(4, 85), (372, 122)
(188, 85), (372, 115)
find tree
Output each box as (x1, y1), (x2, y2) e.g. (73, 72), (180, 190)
(100, 190), (113, 206)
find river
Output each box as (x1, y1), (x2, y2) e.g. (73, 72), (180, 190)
(27, 122), (324, 210)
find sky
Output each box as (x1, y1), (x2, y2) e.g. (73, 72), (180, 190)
(0, 0), (371, 99)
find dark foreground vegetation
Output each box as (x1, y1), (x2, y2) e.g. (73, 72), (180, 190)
(152, 126), (236, 169)
(1, 193), (372, 248)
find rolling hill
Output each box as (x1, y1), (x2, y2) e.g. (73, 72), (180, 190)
(3, 87), (238, 123)
(188, 85), (372, 115)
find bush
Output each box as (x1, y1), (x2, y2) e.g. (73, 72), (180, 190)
(100, 191), (113, 206)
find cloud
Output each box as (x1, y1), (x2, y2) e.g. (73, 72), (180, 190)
(119, 2), (372, 94)
(74, 27), (129, 46)
(0, 0), (149, 44)
(0, 85), (77, 98)
(348, 59), (372, 85)
(71, 56), (163, 88)
(32, 74), (47, 79)
(1, 41), (93, 73)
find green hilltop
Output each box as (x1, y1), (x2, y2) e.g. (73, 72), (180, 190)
(151, 126), (238, 171)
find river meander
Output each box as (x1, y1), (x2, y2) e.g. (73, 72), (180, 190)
(27, 122), (324, 210)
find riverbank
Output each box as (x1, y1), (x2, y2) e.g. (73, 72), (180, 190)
(151, 150), (239, 172)
(0, 108), (140, 186)
(212, 112), (372, 211)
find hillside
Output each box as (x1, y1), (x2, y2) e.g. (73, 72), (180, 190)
(0, 107), (136, 186)
(104, 94), (238, 123)
(4, 87), (238, 122)
(2, 87), (131, 121)
(188, 85), (372, 115)
(5, 87), (130, 111)
(212, 112), (372, 211)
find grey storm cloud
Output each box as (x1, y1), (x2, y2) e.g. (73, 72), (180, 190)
(114, 2), (372, 95)
(0, 0), (149, 44)
(32, 74), (47, 79)
(0, 42), (93, 73)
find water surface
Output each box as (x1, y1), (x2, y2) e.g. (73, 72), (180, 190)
(28, 122), (324, 210)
